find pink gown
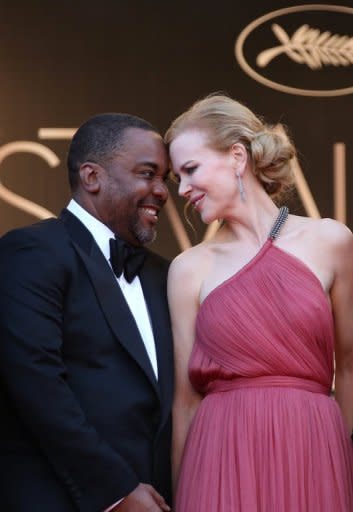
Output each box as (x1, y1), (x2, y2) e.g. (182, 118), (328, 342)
(175, 238), (353, 511)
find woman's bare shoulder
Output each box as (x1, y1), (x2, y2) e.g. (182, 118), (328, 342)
(319, 219), (353, 267)
(169, 241), (213, 280)
(319, 218), (352, 244)
(288, 215), (353, 262)
(289, 215), (351, 241)
(168, 242), (214, 313)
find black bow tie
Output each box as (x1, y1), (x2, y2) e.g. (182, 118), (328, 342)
(109, 237), (146, 283)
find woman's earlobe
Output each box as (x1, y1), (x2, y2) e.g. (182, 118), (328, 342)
(231, 143), (249, 179)
(231, 143), (247, 164)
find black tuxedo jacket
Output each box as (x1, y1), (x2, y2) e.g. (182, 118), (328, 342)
(0, 209), (173, 512)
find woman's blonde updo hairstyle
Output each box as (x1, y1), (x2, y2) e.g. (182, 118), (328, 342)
(165, 94), (296, 199)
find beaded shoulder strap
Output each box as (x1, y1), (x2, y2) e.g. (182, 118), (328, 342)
(268, 206), (289, 240)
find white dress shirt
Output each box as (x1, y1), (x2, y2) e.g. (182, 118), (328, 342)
(67, 199), (158, 379)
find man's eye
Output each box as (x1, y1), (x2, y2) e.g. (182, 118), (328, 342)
(142, 170), (155, 178)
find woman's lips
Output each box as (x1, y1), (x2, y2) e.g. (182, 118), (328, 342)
(191, 194), (205, 211)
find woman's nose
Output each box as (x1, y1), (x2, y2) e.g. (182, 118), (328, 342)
(178, 178), (191, 198)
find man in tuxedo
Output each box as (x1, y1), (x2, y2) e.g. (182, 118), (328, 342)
(0, 114), (173, 511)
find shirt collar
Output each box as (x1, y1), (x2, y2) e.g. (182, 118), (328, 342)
(66, 199), (114, 261)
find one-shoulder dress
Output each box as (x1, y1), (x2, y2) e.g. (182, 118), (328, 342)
(175, 211), (353, 511)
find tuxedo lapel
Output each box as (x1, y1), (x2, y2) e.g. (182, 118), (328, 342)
(140, 259), (173, 429)
(59, 209), (159, 396)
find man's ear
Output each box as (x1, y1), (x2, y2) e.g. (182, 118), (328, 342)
(231, 143), (248, 175)
(79, 162), (101, 193)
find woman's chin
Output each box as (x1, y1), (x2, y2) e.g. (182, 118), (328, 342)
(200, 212), (217, 225)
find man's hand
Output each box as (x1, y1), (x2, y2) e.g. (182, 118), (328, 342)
(114, 483), (171, 511)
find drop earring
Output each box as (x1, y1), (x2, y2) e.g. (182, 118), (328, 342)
(236, 172), (245, 202)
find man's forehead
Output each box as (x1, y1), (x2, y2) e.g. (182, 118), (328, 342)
(119, 130), (166, 161)
(121, 126), (164, 147)
(111, 131), (167, 168)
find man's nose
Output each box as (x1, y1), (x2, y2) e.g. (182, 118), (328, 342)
(152, 178), (169, 202)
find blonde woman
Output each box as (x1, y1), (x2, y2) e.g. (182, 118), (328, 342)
(165, 94), (353, 511)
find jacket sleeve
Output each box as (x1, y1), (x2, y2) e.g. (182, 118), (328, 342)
(0, 229), (139, 511)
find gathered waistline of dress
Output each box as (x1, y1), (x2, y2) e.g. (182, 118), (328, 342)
(206, 375), (330, 395)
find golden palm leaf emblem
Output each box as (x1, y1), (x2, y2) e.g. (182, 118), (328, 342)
(257, 24), (353, 70)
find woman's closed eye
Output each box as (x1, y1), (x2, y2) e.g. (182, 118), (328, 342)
(171, 165), (198, 184)
(184, 165), (198, 175)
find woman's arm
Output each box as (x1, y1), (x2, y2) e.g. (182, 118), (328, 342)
(330, 225), (353, 432)
(167, 253), (203, 493)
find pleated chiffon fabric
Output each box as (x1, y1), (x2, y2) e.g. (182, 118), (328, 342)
(175, 239), (353, 511)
